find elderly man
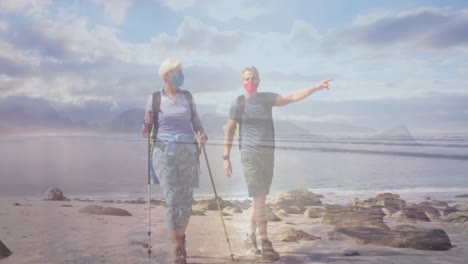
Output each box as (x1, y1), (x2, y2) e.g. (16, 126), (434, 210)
(223, 66), (332, 261)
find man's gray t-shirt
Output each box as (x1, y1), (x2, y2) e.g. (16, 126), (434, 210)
(229, 92), (278, 153)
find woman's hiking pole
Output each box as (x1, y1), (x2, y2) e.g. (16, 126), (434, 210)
(202, 145), (235, 261)
(147, 124), (155, 259)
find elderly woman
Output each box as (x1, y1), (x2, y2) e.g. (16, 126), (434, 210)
(142, 58), (206, 264)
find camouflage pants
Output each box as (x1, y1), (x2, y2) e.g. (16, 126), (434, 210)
(152, 142), (198, 230)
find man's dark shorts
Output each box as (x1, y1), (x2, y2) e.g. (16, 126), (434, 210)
(241, 151), (274, 197)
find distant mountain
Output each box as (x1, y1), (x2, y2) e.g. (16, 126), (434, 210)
(103, 110), (226, 135)
(0, 96), (75, 132)
(104, 112), (360, 137)
(105, 109), (145, 133)
(299, 121), (376, 135)
(51, 100), (116, 126)
(200, 114), (227, 137)
(374, 124), (415, 141)
(274, 120), (310, 136)
(200, 114), (312, 138)
(0, 95), (379, 137)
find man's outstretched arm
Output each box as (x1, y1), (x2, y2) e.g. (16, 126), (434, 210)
(275, 79), (333, 107)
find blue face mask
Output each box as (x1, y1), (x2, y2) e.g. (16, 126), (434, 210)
(171, 73), (184, 87)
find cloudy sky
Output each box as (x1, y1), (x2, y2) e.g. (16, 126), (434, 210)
(1, 0), (467, 132)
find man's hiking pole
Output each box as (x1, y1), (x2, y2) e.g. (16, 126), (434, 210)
(202, 145), (235, 261)
(147, 124), (155, 259)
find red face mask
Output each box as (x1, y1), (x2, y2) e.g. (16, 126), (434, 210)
(243, 81), (259, 93)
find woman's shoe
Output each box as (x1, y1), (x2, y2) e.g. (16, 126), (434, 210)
(181, 235), (187, 258)
(174, 245), (186, 264)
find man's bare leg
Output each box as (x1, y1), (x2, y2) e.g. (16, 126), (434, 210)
(253, 195), (279, 261)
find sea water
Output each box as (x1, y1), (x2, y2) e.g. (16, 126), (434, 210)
(1, 133), (467, 204)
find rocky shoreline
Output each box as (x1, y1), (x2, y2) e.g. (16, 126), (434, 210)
(1, 188), (467, 263)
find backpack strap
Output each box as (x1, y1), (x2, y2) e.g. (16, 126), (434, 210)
(235, 95), (245, 149)
(182, 90), (204, 157)
(151, 91), (161, 138)
(182, 90), (200, 132)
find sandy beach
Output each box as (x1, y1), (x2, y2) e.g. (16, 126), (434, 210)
(1, 191), (467, 264)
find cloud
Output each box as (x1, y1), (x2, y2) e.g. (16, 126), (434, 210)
(329, 7), (468, 50)
(6, 21), (71, 60)
(151, 16), (245, 56)
(0, 0), (50, 13)
(93, 0), (135, 25)
(428, 14), (468, 49)
(177, 17), (245, 52)
(0, 20), (9, 31)
(184, 65), (240, 93)
(264, 70), (331, 85)
(1, 11), (461, 106)
(0, 0), (32, 13)
(0, 41), (39, 76)
(0, 0), (52, 18)
(1, 2), (467, 122)
(289, 20), (321, 46)
(456, 66), (468, 74)
(0, 54), (158, 105)
(204, 0), (270, 22)
(3, 10), (154, 64)
(0, 57), (32, 77)
(38, 57), (158, 99)
(0, 74), (18, 94)
(159, 0), (270, 22)
(158, 0), (196, 11)
(6, 13), (245, 67)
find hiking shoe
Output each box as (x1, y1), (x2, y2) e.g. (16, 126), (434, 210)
(244, 233), (261, 255)
(181, 235), (187, 258)
(261, 240), (280, 261)
(174, 245), (186, 264)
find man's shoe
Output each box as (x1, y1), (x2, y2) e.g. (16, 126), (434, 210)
(261, 240), (280, 261)
(244, 233), (261, 255)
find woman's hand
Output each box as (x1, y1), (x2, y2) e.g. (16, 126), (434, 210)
(197, 131), (207, 146)
(144, 111), (153, 127)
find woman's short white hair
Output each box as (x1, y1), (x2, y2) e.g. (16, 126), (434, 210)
(241, 66), (260, 80)
(159, 58), (182, 80)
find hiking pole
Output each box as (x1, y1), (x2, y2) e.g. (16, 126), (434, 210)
(202, 145), (235, 261)
(147, 124), (155, 259)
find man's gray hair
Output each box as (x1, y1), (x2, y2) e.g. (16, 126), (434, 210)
(241, 66), (260, 80)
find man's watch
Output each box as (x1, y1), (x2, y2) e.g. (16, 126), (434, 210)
(222, 155), (230, 160)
